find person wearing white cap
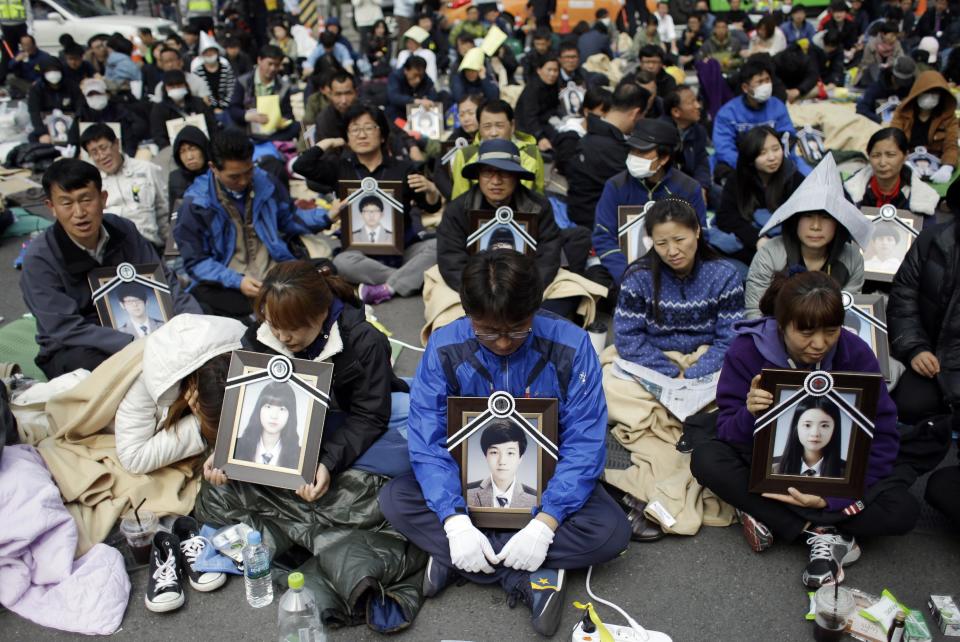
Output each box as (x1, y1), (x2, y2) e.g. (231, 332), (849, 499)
(915, 35), (940, 69)
(396, 25), (438, 85)
(189, 31), (235, 112)
(70, 77), (148, 156)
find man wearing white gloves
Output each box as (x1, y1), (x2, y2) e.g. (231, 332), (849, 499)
(379, 250), (631, 637)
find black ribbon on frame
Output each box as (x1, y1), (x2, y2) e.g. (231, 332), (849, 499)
(343, 176), (404, 212)
(445, 391), (558, 460)
(225, 355), (330, 409)
(467, 206), (538, 251)
(617, 201), (655, 240)
(841, 291), (887, 333)
(753, 371), (875, 439)
(91, 262), (171, 303)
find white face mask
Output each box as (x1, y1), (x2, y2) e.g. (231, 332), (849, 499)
(202, 53), (219, 65)
(626, 154), (657, 179)
(751, 82), (773, 102)
(917, 92), (940, 111)
(167, 87), (188, 101)
(44, 71), (62, 85)
(599, 17), (611, 27)
(86, 94), (108, 111)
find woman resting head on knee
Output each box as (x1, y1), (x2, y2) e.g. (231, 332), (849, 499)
(691, 270), (916, 588)
(614, 198), (744, 379)
(203, 260), (409, 501)
(115, 313), (246, 475)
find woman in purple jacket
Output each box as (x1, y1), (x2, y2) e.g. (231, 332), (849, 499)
(691, 270), (918, 589)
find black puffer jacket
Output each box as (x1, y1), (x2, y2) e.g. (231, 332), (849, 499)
(888, 221), (960, 371)
(242, 301), (408, 476)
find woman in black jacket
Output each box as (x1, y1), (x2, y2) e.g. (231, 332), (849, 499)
(292, 103), (441, 305)
(714, 125), (804, 266)
(149, 70), (218, 149)
(169, 125), (210, 211)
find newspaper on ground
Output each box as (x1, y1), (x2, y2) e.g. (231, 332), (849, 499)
(611, 358), (719, 421)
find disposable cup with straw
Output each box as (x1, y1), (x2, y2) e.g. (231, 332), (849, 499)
(813, 584), (855, 641)
(120, 498), (158, 566)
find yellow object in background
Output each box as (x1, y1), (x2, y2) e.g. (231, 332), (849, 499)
(482, 25), (507, 56)
(254, 95), (289, 135)
(665, 66), (686, 85)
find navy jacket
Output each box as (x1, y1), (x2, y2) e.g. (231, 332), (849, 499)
(450, 71), (500, 104)
(385, 68), (439, 122)
(20, 214), (200, 364)
(661, 115), (712, 193)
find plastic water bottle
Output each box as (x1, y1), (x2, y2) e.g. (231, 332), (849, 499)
(278, 572), (325, 642)
(242, 530), (273, 608)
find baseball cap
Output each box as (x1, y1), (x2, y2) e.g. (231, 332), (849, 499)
(627, 119), (681, 151)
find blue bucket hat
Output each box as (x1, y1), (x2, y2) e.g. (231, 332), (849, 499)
(461, 138), (535, 181)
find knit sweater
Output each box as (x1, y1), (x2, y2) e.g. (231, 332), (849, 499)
(190, 58), (236, 110)
(613, 257), (744, 379)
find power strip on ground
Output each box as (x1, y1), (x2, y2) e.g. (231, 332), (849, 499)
(572, 620), (673, 642)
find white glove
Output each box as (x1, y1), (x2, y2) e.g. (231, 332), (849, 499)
(496, 518), (555, 572)
(443, 514), (498, 574)
(930, 165), (954, 184)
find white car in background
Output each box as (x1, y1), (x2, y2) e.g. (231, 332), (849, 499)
(29, 0), (176, 53)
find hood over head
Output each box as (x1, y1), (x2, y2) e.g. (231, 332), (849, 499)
(173, 125), (211, 172)
(897, 70), (957, 115)
(733, 316), (839, 369)
(759, 153), (874, 248)
(142, 314), (246, 403)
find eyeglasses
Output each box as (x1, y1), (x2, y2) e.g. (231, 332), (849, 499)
(478, 167), (511, 180)
(471, 320), (532, 341)
(86, 143), (114, 158)
(348, 125), (379, 137)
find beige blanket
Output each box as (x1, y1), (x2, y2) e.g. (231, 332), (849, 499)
(420, 264), (608, 345)
(787, 102), (881, 154)
(34, 341), (201, 556)
(601, 345), (735, 535)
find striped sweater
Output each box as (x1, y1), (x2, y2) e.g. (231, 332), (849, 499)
(613, 257), (745, 379)
(189, 57), (236, 110)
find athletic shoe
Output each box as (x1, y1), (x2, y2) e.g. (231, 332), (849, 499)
(528, 568), (567, 637)
(145, 532), (185, 613)
(802, 527), (861, 588)
(737, 509), (774, 553)
(359, 283), (394, 305)
(421, 555), (458, 598)
(172, 516), (227, 593)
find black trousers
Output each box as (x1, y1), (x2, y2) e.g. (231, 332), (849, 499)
(35, 345), (113, 379)
(191, 283), (253, 320)
(891, 369), (948, 425)
(690, 439), (919, 542)
(379, 474), (631, 591)
(0, 22), (27, 87)
(925, 462), (960, 530)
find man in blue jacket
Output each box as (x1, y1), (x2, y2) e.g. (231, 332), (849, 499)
(21, 159), (200, 378)
(380, 251), (630, 638)
(174, 129), (332, 319)
(712, 55), (797, 181)
(592, 118), (706, 288)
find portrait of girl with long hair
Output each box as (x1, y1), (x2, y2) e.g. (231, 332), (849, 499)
(774, 396), (846, 479)
(233, 381), (303, 470)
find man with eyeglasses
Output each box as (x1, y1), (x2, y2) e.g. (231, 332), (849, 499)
(449, 99), (545, 199)
(380, 250), (630, 638)
(20, 159), (199, 378)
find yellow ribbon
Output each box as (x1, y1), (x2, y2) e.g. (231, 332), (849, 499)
(573, 602), (614, 642)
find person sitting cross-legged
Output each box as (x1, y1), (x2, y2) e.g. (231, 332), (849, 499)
(379, 250), (631, 638)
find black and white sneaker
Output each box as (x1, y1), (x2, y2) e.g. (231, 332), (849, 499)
(172, 516), (227, 593)
(422, 555), (458, 598)
(145, 532), (185, 613)
(802, 527), (861, 588)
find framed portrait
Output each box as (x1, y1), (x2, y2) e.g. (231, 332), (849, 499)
(86, 262), (174, 337)
(861, 205), (922, 282)
(618, 203), (653, 264)
(213, 351), (334, 490)
(338, 178), (405, 256)
(165, 113), (208, 144)
(43, 110), (73, 145)
(841, 291), (891, 381)
(406, 103), (443, 140)
(467, 206), (539, 257)
(749, 369), (882, 499)
(559, 81), (586, 117)
(447, 392), (559, 529)
(440, 135), (470, 177)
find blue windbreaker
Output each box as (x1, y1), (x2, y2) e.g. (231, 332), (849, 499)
(174, 168), (331, 290)
(712, 95), (796, 170)
(408, 312), (607, 524)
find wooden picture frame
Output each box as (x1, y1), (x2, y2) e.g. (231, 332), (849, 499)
(618, 203), (653, 264)
(559, 81), (586, 117)
(213, 351), (334, 490)
(749, 369), (882, 499)
(467, 207), (539, 257)
(447, 393), (559, 529)
(86, 262), (175, 337)
(841, 291), (891, 382)
(861, 205), (922, 283)
(338, 178), (405, 256)
(406, 103), (444, 140)
(440, 135), (471, 177)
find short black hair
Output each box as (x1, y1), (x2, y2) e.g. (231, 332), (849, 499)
(480, 420), (528, 457)
(210, 129), (254, 169)
(19, 33), (35, 45)
(612, 80), (650, 111)
(138, 27), (153, 36)
(358, 194), (384, 212)
(42, 158), (102, 197)
(537, 54), (559, 69)
(460, 251), (544, 325)
(559, 41), (579, 55)
(639, 44), (665, 61)
(63, 42), (85, 57)
(158, 46), (181, 60)
(456, 33), (475, 46)
(79, 122), (118, 149)
(583, 87), (612, 114)
(258, 44), (284, 60)
(402, 55), (427, 72)
(822, 29), (841, 48)
(181, 24), (200, 35)
(344, 102), (390, 148)
(116, 282), (149, 302)
(739, 54), (773, 86)
(830, 0), (848, 11)
(323, 69), (356, 88)
(320, 30), (338, 48)
(533, 27), (553, 40)
(479, 98), (515, 122)
(663, 85), (694, 115)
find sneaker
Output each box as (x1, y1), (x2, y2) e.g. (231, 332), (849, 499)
(422, 555), (458, 598)
(359, 283), (394, 305)
(802, 528), (861, 588)
(172, 516), (227, 593)
(528, 568), (567, 637)
(737, 509), (774, 553)
(145, 532), (185, 613)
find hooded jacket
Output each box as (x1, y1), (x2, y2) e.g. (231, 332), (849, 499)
(385, 68), (440, 121)
(450, 130), (546, 197)
(149, 93), (217, 149)
(169, 125), (210, 209)
(409, 312), (607, 524)
(888, 221), (960, 371)
(242, 302), (409, 476)
(715, 317), (900, 512)
(114, 314), (246, 474)
(890, 71), (959, 167)
(514, 75), (562, 143)
(26, 77), (80, 142)
(844, 163), (941, 216)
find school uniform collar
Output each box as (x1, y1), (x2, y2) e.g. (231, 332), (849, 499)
(801, 458), (823, 476)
